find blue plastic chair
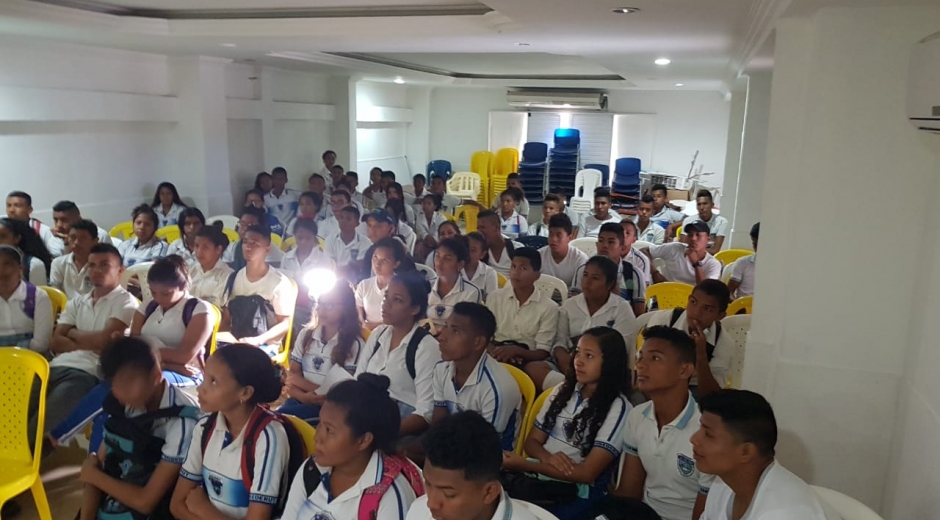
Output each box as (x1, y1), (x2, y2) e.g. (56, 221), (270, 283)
(519, 142), (548, 167)
(427, 160), (453, 181)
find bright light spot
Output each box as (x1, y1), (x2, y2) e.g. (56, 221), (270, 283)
(303, 268), (337, 300)
(220, 43), (237, 48)
(394, 77), (405, 84)
(655, 58), (671, 66)
(674, 83), (685, 87)
(559, 112), (572, 129)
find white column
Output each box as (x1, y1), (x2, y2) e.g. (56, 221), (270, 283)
(718, 77), (747, 242)
(406, 86), (432, 178)
(729, 70), (772, 249)
(329, 76), (357, 173)
(260, 66), (277, 169)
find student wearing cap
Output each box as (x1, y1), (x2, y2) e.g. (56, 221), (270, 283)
(673, 190), (729, 255)
(642, 221), (721, 285)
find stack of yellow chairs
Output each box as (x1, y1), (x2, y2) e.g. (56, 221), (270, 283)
(491, 147), (519, 205)
(470, 151), (495, 207)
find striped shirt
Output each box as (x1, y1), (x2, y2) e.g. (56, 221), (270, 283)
(426, 276), (483, 331)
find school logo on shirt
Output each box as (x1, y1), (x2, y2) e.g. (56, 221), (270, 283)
(606, 319), (616, 328)
(313, 514), (335, 520)
(435, 304), (446, 317)
(313, 356), (325, 370)
(677, 453), (696, 477)
(208, 474), (224, 495)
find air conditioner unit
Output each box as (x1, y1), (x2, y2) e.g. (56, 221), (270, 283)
(908, 31), (940, 133)
(507, 90), (607, 111)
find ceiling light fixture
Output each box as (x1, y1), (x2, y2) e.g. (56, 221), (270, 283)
(394, 77), (405, 84)
(612, 7), (640, 14)
(655, 58), (671, 66)
(674, 83), (684, 87)
(220, 43), (237, 48)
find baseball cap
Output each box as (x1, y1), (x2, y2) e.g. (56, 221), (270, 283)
(361, 208), (395, 225)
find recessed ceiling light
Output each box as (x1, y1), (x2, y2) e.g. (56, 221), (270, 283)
(516, 43), (530, 47)
(220, 43), (237, 48)
(655, 58), (671, 66)
(674, 83), (684, 87)
(394, 77), (405, 84)
(612, 7), (640, 14)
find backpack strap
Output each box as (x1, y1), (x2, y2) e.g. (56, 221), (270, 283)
(405, 327), (429, 380)
(224, 270), (239, 299)
(370, 325), (392, 359)
(22, 254), (33, 281)
(199, 412), (219, 458)
(239, 407), (272, 494)
(23, 282), (36, 321)
(144, 300), (160, 322)
(182, 298), (199, 327)
(504, 239), (515, 256)
(668, 307), (685, 328)
(358, 454), (425, 520)
(302, 457), (322, 497)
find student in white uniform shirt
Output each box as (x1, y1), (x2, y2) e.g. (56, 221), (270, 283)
(356, 237), (406, 329)
(281, 374), (424, 520)
(728, 223), (759, 300)
(6, 190), (58, 254)
(355, 272), (442, 437)
(0, 217), (53, 285)
(424, 220), (461, 275)
(222, 207), (284, 270)
(432, 303), (521, 451)
(152, 182), (188, 229)
(496, 188), (529, 239)
(429, 175), (463, 215)
(408, 411), (539, 520)
(692, 390), (830, 520)
(464, 232), (500, 300)
(538, 214), (589, 289)
(387, 182), (418, 228)
(279, 219), (332, 286)
(166, 207), (205, 269)
(284, 191), (324, 238)
(635, 195), (667, 245)
(501, 327), (632, 520)
(264, 166), (301, 226)
(46, 201), (111, 257)
(427, 238), (483, 334)
(171, 345), (291, 520)
(117, 204), (169, 267)
(581, 187), (622, 238)
(615, 326), (713, 520)
(674, 190), (729, 255)
(318, 149), (338, 190)
(644, 280), (734, 398)
(548, 186), (583, 236)
(530, 193), (564, 238)
(620, 220), (652, 288)
(49, 219), (98, 299)
(572, 223), (646, 318)
(326, 206), (371, 276)
(415, 194), (449, 263)
(650, 184), (687, 231)
(189, 223), (234, 308)
(317, 189), (353, 240)
(644, 222), (721, 286)
(478, 211), (522, 278)
(0, 245), (52, 352)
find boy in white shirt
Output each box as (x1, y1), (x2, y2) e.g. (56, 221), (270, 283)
(325, 206), (372, 277)
(6, 190), (57, 253)
(538, 213), (589, 288)
(573, 222), (646, 317)
(549, 186), (583, 235)
(429, 175), (463, 215)
(674, 190), (729, 254)
(693, 390), (830, 520)
(728, 223), (759, 299)
(635, 195), (666, 245)
(650, 184), (687, 231)
(477, 211), (522, 278)
(47, 201), (111, 256)
(621, 220), (652, 288)
(581, 187), (622, 238)
(49, 219), (99, 298)
(497, 188), (528, 239)
(318, 189), (353, 240)
(264, 166), (300, 225)
(644, 222), (721, 285)
(530, 193), (563, 238)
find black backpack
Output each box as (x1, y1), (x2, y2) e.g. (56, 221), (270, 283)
(223, 270), (275, 340)
(98, 393), (200, 520)
(669, 307), (722, 361)
(370, 326), (430, 379)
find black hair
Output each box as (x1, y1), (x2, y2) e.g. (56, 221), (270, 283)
(450, 302), (497, 343)
(542, 193), (560, 205)
(389, 270), (431, 324)
(292, 218), (319, 238)
(548, 186), (568, 199)
(385, 199), (408, 224)
(386, 182), (404, 198)
(245, 188), (266, 202)
(750, 222), (760, 240)
(6, 191), (32, 206)
(151, 182), (186, 209)
(437, 237), (469, 264)
(52, 200), (79, 213)
(147, 255), (189, 289)
(466, 231), (486, 251)
(381, 170), (396, 180)
(500, 187), (523, 204)
(177, 207), (206, 236)
(345, 171), (358, 181)
(101, 336), (159, 381)
(698, 390), (778, 459)
(271, 166), (287, 177)
(322, 150), (336, 160)
(543, 326), (630, 457)
(370, 167), (383, 176)
(373, 237), (410, 272)
(548, 213), (573, 235)
(299, 191), (324, 210)
(213, 344), (284, 404)
(438, 220), (460, 237)
(430, 174), (446, 185)
(331, 164), (345, 173)
(331, 189), (351, 204)
(509, 246), (541, 271)
(642, 325), (697, 366)
(240, 206), (269, 231)
(89, 242), (123, 264)
(334, 180), (353, 193)
(307, 283), (361, 366)
(477, 210), (499, 225)
(254, 171), (272, 191)
(620, 219), (638, 236)
(593, 187), (612, 201)
(584, 255), (619, 291)
(0, 218), (53, 279)
(131, 204), (160, 230)
(413, 173), (426, 183)
(598, 222), (625, 244)
(197, 221), (230, 250)
(423, 193), (443, 211)
(308, 173), (326, 184)
(340, 205), (361, 220)
(506, 173), (520, 181)
(0, 245), (23, 265)
(243, 224), (272, 243)
(695, 189), (714, 203)
(640, 194), (655, 204)
(693, 279), (731, 312)
(650, 184), (668, 196)
(70, 219), (99, 239)
(327, 374), (401, 454)
(422, 411), (502, 482)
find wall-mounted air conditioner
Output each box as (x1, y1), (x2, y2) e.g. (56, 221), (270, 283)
(908, 30), (940, 133)
(507, 90), (608, 111)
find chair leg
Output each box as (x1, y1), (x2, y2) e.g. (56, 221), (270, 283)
(31, 478), (53, 520)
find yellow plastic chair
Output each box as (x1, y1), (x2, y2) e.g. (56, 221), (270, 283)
(676, 225), (683, 239)
(270, 233), (283, 250)
(0, 348), (52, 520)
(109, 221), (135, 240)
(726, 296), (753, 315)
(494, 147), (519, 177)
(282, 236), (297, 252)
(442, 211), (456, 223)
(155, 226), (181, 244)
(207, 304), (222, 357)
(501, 363), (536, 455)
(470, 151), (494, 206)
(714, 249), (754, 267)
(497, 272), (507, 288)
(222, 228), (239, 243)
(521, 388), (553, 458)
(361, 326), (371, 341)
(39, 286), (67, 323)
(285, 415), (317, 453)
(646, 282), (694, 311)
(454, 204), (479, 233)
(271, 280), (298, 369)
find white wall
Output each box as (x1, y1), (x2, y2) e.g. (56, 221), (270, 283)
(355, 81), (429, 181)
(745, 6), (940, 514)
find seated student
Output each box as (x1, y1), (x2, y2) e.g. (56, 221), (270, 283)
(649, 184), (687, 231)
(728, 222), (759, 299)
(281, 219), (332, 330)
(410, 173), (429, 201)
(429, 174), (463, 214)
(644, 280), (733, 397)
(501, 327), (632, 520)
(47, 201), (111, 257)
(464, 232), (499, 300)
(548, 186), (582, 236)
(530, 256), (636, 392)
(615, 326), (712, 520)
(282, 374), (423, 519)
(581, 187), (622, 238)
(485, 247), (559, 371)
(0, 217), (53, 285)
(415, 193), (448, 263)
(285, 191), (323, 237)
(531, 193), (564, 237)
(477, 210), (522, 278)
(363, 169), (394, 207)
(117, 204), (169, 267)
(170, 345), (291, 520)
(496, 187), (529, 239)
(538, 214), (589, 289)
(423, 220), (460, 273)
(330, 164), (346, 189)
(79, 337), (199, 520)
(345, 171), (365, 205)
(356, 272), (441, 437)
(279, 283), (364, 421)
(692, 390), (830, 520)
(387, 182), (418, 227)
(673, 190), (729, 254)
(318, 150), (338, 185)
(223, 207), (284, 269)
(255, 171), (274, 194)
(217, 225), (298, 358)
(358, 208), (416, 281)
(190, 222), (234, 307)
(573, 223), (646, 317)
(634, 195), (667, 245)
(167, 207), (205, 268)
(356, 237), (407, 329)
(265, 166), (300, 227)
(50, 219), (99, 299)
(387, 200), (418, 254)
(317, 189), (352, 239)
(427, 238), (483, 334)
(621, 220), (652, 288)
(0, 245), (52, 352)
(306, 174), (329, 217)
(6, 190), (57, 253)
(325, 206), (371, 277)
(432, 304), (521, 449)
(505, 173), (530, 218)
(334, 179), (368, 216)
(245, 188), (286, 237)
(152, 182), (188, 229)
(643, 222), (721, 285)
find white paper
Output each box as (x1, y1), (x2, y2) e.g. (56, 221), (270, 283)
(314, 363), (355, 395)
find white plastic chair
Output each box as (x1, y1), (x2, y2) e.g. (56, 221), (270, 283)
(414, 263), (435, 281)
(511, 499), (559, 520)
(534, 274), (567, 304)
(721, 262), (734, 284)
(811, 486), (883, 520)
(574, 168), (603, 198)
(446, 172), (481, 201)
(207, 215), (239, 230)
(403, 230), (417, 256)
(720, 314), (751, 389)
(568, 196), (593, 215)
(569, 237), (597, 257)
(120, 261), (155, 302)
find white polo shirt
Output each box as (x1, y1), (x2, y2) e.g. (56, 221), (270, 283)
(651, 207), (685, 226)
(25, 257), (47, 285)
(462, 263), (499, 301)
(499, 211), (528, 239)
(702, 462), (829, 520)
(534, 383), (630, 465)
(644, 309), (733, 388)
(117, 237), (168, 267)
(682, 214), (729, 239)
(416, 212), (448, 241)
(486, 287), (559, 353)
(407, 491), (538, 520)
(623, 247), (652, 288)
(355, 323), (442, 422)
(648, 243), (721, 285)
(289, 326), (364, 385)
(316, 216), (340, 240)
(432, 353), (522, 451)
(190, 260), (233, 308)
(325, 232), (371, 268)
(572, 260), (646, 305)
(427, 277), (483, 331)
(51, 285), (139, 375)
(282, 450), (419, 520)
(123, 381), (199, 464)
(167, 240), (198, 269)
(265, 188), (301, 225)
(279, 247), (332, 285)
(730, 254), (757, 298)
(154, 203), (186, 229)
(222, 241), (284, 266)
(45, 226), (111, 257)
(49, 253), (93, 299)
(581, 212), (622, 238)
(538, 246), (590, 288)
(180, 409), (290, 519)
(623, 394), (714, 520)
(139, 295), (212, 352)
(554, 293), (636, 351)
(223, 267), (297, 320)
(635, 220), (666, 245)
(355, 276), (387, 325)
(486, 240), (523, 278)
(0, 281), (52, 353)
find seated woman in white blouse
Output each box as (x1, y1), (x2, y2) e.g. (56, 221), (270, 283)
(166, 207), (205, 269)
(117, 204), (168, 267)
(0, 244), (52, 352)
(189, 222), (233, 308)
(356, 237), (407, 330)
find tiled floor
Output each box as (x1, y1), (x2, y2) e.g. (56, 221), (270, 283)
(16, 444), (86, 520)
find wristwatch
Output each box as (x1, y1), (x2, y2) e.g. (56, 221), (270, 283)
(692, 261), (703, 268)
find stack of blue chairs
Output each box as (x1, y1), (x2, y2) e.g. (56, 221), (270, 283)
(517, 142), (549, 204)
(583, 163), (610, 188)
(611, 157), (642, 211)
(427, 160), (453, 181)
(547, 129), (581, 199)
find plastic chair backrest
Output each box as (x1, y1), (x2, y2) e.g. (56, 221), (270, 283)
(500, 363), (536, 455)
(447, 172), (481, 200)
(676, 225), (683, 239)
(427, 160), (453, 181)
(614, 158), (642, 176)
(568, 196), (593, 214)
(271, 279), (297, 368)
(109, 221), (135, 240)
(206, 215), (239, 230)
(404, 230), (417, 255)
(207, 304), (222, 356)
(646, 282), (694, 311)
(534, 274), (567, 303)
(575, 169), (603, 197)
(512, 499), (560, 520)
(720, 314), (751, 389)
(454, 204), (479, 232)
(569, 237), (597, 257)
(285, 415), (317, 453)
(282, 236), (297, 252)
(494, 148), (519, 177)
(415, 263), (435, 281)
(726, 296), (753, 316)
(522, 142), (548, 162)
(496, 272), (507, 288)
(39, 286), (67, 323)
(714, 249), (754, 267)
(721, 263), (734, 284)
(811, 486), (883, 520)
(0, 348), (50, 472)
(270, 233), (283, 249)
(470, 151), (494, 178)
(155, 226), (181, 244)
(521, 388), (554, 457)
(120, 262), (155, 302)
